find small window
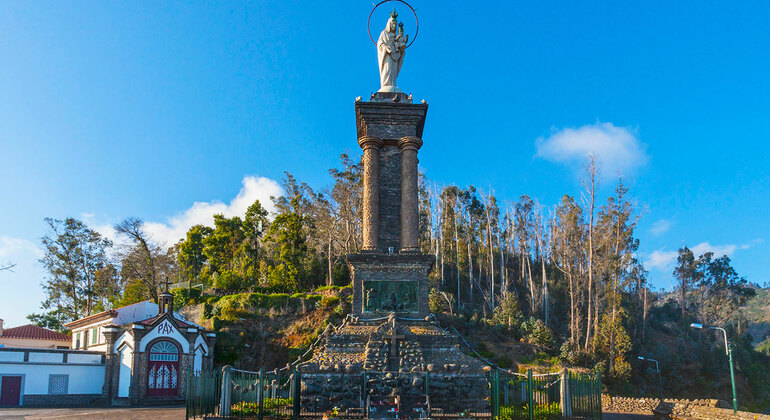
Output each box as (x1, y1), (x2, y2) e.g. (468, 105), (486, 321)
(91, 327), (98, 344)
(75, 332), (81, 349)
(48, 374), (69, 395)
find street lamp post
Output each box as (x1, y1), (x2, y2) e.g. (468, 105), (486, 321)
(638, 356), (662, 400)
(690, 323), (738, 414)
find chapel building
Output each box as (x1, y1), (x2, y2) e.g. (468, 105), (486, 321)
(59, 286), (216, 405)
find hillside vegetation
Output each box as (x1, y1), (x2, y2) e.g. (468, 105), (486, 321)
(30, 155), (770, 411)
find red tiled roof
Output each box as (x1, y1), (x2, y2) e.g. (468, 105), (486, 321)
(2, 324), (70, 341)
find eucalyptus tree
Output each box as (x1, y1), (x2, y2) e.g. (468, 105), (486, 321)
(39, 217), (112, 321)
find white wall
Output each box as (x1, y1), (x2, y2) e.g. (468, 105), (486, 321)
(0, 351), (24, 362)
(28, 352), (63, 363)
(0, 363), (105, 395)
(117, 347), (132, 398)
(0, 349), (105, 396)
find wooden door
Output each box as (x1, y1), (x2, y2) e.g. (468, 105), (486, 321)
(0, 376), (22, 407)
(146, 341), (179, 397)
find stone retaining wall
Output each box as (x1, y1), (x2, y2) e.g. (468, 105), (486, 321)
(602, 395), (770, 419)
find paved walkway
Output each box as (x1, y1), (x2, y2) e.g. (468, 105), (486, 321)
(0, 406), (185, 420)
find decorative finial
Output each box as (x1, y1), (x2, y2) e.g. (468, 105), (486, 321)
(163, 277), (171, 293)
(390, 9), (398, 19)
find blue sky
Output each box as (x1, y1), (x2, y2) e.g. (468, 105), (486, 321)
(1, 1), (769, 327)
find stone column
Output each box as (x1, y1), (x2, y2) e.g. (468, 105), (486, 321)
(399, 136), (423, 252)
(358, 136), (383, 251)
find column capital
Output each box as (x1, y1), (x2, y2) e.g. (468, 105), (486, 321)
(358, 136), (384, 150)
(398, 136), (423, 152)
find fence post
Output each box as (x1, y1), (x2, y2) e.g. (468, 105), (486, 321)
(560, 368), (571, 419)
(258, 367), (265, 420)
(219, 365), (232, 417)
(293, 367), (301, 420)
(495, 369), (500, 419)
(528, 369), (534, 420)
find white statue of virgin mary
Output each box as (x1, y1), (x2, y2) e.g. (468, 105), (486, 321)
(377, 12), (407, 92)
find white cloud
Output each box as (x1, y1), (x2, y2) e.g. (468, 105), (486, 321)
(0, 236), (42, 259)
(535, 121), (648, 178)
(645, 239), (762, 272)
(650, 219), (673, 236)
(140, 176), (283, 247)
(690, 242), (737, 259)
(646, 249), (678, 271)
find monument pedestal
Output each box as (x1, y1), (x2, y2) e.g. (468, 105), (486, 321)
(348, 253), (433, 319)
(297, 95), (489, 416)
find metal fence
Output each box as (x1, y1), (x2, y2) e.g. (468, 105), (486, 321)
(567, 370), (602, 419)
(490, 369), (601, 420)
(186, 367), (601, 420)
(186, 370), (221, 419)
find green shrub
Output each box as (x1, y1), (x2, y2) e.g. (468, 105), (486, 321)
(315, 285), (341, 292)
(290, 292), (305, 299)
(491, 295), (524, 336)
(318, 295), (340, 308)
(231, 398), (293, 416)
(559, 341), (592, 367)
(522, 317), (554, 350)
(171, 287), (202, 309)
(501, 402), (560, 420)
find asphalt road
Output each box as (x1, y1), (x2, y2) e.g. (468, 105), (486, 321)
(0, 406), (185, 420)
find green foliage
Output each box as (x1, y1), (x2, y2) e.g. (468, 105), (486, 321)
(39, 217), (112, 322)
(27, 311), (68, 333)
(318, 296), (340, 309)
(492, 295), (525, 336)
(171, 287), (201, 309)
(118, 278), (149, 307)
(231, 399), (293, 416)
(594, 311), (632, 385)
(559, 341), (592, 367)
(203, 215), (246, 275)
(177, 224), (212, 285)
(500, 402), (560, 420)
(757, 337), (770, 356)
(315, 285), (341, 292)
(212, 270), (250, 293)
(429, 288), (452, 314)
(522, 317), (554, 350)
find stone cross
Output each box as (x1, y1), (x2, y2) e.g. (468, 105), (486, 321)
(385, 328), (406, 358)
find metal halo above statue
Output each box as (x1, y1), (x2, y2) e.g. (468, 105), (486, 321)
(367, 0), (419, 49)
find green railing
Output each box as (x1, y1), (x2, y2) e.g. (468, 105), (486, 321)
(186, 366), (300, 420)
(187, 366), (600, 419)
(568, 370), (602, 419)
(185, 370), (221, 419)
(490, 369), (601, 420)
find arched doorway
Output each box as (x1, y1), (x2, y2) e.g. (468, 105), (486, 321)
(147, 340), (179, 397)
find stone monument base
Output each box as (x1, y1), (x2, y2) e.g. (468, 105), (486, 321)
(299, 316), (490, 415)
(348, 253), (433, 320)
